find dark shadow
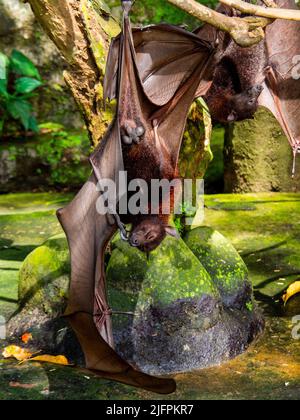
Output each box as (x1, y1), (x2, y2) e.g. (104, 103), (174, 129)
(241, 240), (288, 257)
(245, 247), (299, 284)
(0, 296), (18, 304)
(0, 240), (37, 262)
(10, 267), (69, 319)
(244, 199), (300, 204)
(254, 271), (300, 289)
(0, 238), (13, 248)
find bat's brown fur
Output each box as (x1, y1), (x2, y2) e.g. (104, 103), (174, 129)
(204, 56), (264, 123)
(121, 128), (178, 252)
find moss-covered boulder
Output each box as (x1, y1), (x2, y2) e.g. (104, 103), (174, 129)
(184, 227), (252, 309)
(18, 234), (70, 316)
(107, 235), (219, 310)
(7, 235), (80, 361)
(9, 230), (263, 374)
(107, 235), (262, 374)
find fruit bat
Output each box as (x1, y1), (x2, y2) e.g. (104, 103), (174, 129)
(200, 0), (300, 175)
(259, 0), (300, 175)
(56, 0), (300, 392)
(56, 0), (215, 392)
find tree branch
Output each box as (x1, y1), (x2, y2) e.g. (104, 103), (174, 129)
(220, 0), (300, 21)
(167, 0), (300, 46)
(167, 0), (270, 47)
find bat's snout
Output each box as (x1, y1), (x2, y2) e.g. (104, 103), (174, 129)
(129, 235), (140, 247)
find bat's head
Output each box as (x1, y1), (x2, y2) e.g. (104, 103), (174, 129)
(129, 216), (179, 253)
(227, 85), (263, 122)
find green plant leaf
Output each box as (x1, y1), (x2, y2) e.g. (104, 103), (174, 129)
(6, 99), (32, 130)
(0, 79), (8, 99)
(28, 115), (39, 133)
(15, 77), (43, 94)
(10, 50), (41, 80)
(0, 118), (4, 135)
(0, 52), (9, 80)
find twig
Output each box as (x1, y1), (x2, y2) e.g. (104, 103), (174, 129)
(167, 0), (300, 47)
(219, 0), (300, 20)
(167, 0), (270, 47)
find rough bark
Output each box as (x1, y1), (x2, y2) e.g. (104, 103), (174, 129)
(27, 0), (120, 146)
(224, 107), (300, 193)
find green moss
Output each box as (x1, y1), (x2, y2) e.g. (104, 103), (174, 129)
(107, 243), (149, 294)
(143, 237), (218, 307)
(81, 0), (120, 75)
(224, 107), (300, 193)
(107, 236), (219, 314)
(0, 192), (73, 215)
(1, 192), (300, 399)
(0, 194), (71, 321)
(184, 227), (250, 300)
(18, 236), (70, 315)
(0, 211), (63, 247)
(204, 192), (300, 298)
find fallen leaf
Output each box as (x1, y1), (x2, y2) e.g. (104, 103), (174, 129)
(29, 355), (70, 366)
(282, 281), (300, 305)
(9, 382), (36, 389)
(21, 333), (33, 344)
(40, 389), (51, 396)
(2, 346), (32, 361)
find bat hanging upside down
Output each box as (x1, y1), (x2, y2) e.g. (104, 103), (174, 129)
(57, 0), (300, 393)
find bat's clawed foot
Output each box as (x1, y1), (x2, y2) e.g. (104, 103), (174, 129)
(121, 120), (145, 145)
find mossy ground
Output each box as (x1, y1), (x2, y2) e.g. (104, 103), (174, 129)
(0, 192), (299, 399)
(0, 193), (67, 319)
(205, 193), (300, 297)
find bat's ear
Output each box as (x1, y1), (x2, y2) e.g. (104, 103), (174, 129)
(165, 226), (180, 239)
(227, 110), (237, 122)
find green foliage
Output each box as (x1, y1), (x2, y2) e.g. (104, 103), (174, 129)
(36, 127), (91, 186)
(246, 301), (254, 312)
(0, 50), (42, 136)
(107, 0), (218, 29)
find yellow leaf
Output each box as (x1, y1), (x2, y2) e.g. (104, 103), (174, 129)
(9, 381), (36, 389)
(21, 333), (33, 344)
(282, 281), (300, 305)
(2, 346), (32, 361)
(29, 355), (70, 366)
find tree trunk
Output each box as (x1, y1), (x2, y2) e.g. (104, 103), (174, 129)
(224, 107), (300, 192)
(27, 0), (120, 146)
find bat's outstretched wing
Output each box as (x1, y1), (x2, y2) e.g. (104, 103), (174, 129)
(258, 0), (300, 170)
(104, 21), (215, 167)
(104, 24), (215, 106)
(57, 127), (121, 347)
